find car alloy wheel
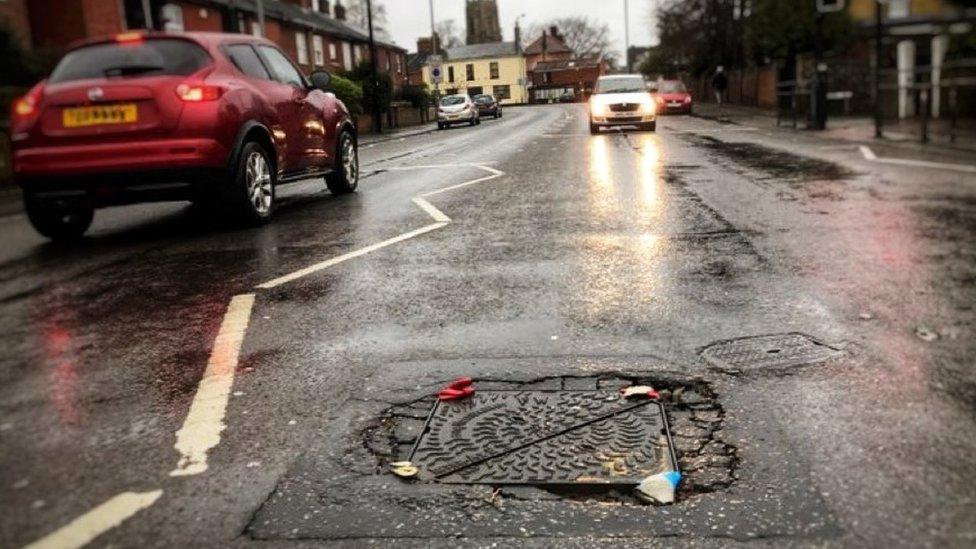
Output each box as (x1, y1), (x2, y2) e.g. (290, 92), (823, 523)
(245, 150), (273, 215)
(341, 133), (358, 183)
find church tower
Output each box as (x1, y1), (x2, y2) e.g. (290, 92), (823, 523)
(465, 0), (502, 45)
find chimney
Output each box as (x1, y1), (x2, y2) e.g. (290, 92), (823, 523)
(549, 26), (559, 39)
(417, 37), (434, 55)
(334, 1), (346, 21)
(514, 22), (521, 52)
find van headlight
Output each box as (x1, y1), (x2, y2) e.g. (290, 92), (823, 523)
(590, 98), (607, 117)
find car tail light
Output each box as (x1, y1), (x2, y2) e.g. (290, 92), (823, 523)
(684, 96), (692, 103)
(11, 82), (44, 125)
(175, 84), (223, 102)
(115, 32), (145, 44)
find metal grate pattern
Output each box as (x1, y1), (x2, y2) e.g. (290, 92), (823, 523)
(410, 391), (676, 485)
(701, 333), (843, 373)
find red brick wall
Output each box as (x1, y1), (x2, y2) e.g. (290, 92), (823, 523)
(177, 2), (224, 33)
(28, 0), (86, 49)
(0, 0), (33, 48)
(82, 0), (124, 38)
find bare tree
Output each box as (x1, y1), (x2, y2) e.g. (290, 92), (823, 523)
(526, 17), (617, 63)
(434, 19), (465, 49)
(342, 0), (392, 41)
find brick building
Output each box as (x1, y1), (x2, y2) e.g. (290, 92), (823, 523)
(529, 58), (608, 103)
(523, 27), (573, 72)
(2, 0), (408, 92)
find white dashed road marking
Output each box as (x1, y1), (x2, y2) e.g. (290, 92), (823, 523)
(24, 490), (163, 549)
(170, 293), (256, 477)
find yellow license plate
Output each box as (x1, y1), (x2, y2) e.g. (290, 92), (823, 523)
(62, 104), (138, 128)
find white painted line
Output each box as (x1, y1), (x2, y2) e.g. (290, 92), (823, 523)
(256, 222), (448, 290)
(24, 490), (163, 549)
(860, 144), (976, 173)
(254, 163), (505, 290)
(170, 294), (255, 476)
(412, 197), (451, 223)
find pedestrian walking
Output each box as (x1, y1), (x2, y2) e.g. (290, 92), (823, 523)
(712, 66), (728, 106)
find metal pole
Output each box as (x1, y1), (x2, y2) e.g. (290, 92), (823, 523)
(141, 0), (154, 29)
(874, 0), (883, 138)
(429, 0), (439, 105)
(624, 0), (630, 71)
(256, 0), (266, 36)
(367, 0), (382, 133)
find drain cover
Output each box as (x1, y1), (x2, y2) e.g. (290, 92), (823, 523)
(409, 391), (677, 485)
(702, 333), (843, 373)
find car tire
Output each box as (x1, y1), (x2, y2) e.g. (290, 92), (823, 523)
(643, 121), (657, 132)
(24, 193), (94, 241)
(589, 121), (600, 134)
(469, 116), (476, 127)
(325, 130), (359, 195)
(229, 141), (275, 225)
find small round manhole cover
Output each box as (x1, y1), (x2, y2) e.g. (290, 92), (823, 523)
(701, 333), (843, 373)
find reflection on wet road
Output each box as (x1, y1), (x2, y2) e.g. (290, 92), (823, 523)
(1, 104), (975, 548)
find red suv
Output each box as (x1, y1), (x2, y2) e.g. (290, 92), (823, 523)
(10, 32), (359, 240)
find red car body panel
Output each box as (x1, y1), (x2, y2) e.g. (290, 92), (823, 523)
(10, 31), (353, 205)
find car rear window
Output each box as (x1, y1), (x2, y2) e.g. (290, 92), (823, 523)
(49, 38), (212, 84)
(441, 96), (466, 106)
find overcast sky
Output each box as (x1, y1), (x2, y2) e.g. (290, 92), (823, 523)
(382, 0), (658, 59)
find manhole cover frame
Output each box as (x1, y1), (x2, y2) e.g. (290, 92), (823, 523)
(407, 389), (679, 486)
(701, 332), (844, 373)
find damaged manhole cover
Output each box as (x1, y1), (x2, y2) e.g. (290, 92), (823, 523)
(409, 391), (677, 485)
(701, 333), (843, 373)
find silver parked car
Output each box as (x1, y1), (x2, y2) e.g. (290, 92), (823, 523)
(437, 93), (480, 129)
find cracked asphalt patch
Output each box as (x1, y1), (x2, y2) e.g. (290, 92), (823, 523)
(246, 366), (836, 542)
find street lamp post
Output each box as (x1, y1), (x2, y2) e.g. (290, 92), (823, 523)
(367, 0), (382, 133)
(624, 0), (630, 71)
(256, 0), (266, 36)
(874, 0), (885, 138)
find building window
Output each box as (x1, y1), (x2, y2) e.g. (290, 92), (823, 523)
(311, 0), (321, 12)
(493, 85), (511, 100)
(296, 33), (309, 65)
(888, 0), (909, 18)
(448, 66), (455, 83)
(466, 63), (475, 81)
(489, 62), (499, 79)
(312, 35), (325, 66)
(160, 4), (184, 32)
(342, 42), (352, 70)
(329, 43), (337, 60)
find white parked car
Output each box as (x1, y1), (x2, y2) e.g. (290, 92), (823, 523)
(588, 74), (657, 134)
(437, 93), (480, 129)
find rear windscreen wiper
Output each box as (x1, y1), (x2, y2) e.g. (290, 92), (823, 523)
(103, 65), (165, 77)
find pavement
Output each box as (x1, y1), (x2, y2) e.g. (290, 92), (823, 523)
(1, 104), (975, 548)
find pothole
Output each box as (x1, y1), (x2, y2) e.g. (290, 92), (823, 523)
(700, 333), (844, 375)
(363, 375), (737, 505)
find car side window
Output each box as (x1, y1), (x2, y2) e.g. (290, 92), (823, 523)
(225, 44), (270, 80)
(257, 46), (305, 88)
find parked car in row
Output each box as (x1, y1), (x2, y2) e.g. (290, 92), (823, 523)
(437, 93), (480, 129)
(473, 94), (503, 119)
(588, 74), (657, 134)
(10, 31), (359, 241)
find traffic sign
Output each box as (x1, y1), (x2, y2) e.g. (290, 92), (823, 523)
(428, 55), (443, 84)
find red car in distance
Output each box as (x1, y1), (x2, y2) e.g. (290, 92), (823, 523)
(10, 31), (359, 240)
(653, 80), (693, 115)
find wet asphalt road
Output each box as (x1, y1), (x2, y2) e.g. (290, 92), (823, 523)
(1, 104), (975, 548)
